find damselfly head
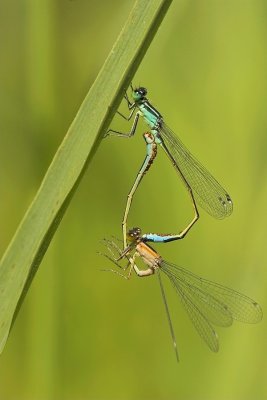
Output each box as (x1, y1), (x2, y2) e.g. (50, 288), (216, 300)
(132, 87), (147, 101)
(127, 227), (142, 242)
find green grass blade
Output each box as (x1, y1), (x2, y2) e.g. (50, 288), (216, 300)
(0, 0), (172, 353)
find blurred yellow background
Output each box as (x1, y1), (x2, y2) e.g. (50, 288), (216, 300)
(0, 1), (266, 399)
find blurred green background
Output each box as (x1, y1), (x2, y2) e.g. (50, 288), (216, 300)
(0, 1), (267, 399)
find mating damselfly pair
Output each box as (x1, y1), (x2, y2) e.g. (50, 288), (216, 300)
(102, 84), (262, 360)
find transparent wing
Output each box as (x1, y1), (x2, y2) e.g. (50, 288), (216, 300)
(166, 272), (220, 352)
(174, 276), (233, 328)
(160, 123), (233, 219)
(162, 260), (263, 323)
(161, 260), (262, 351)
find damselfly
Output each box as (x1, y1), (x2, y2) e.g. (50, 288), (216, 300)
(102, 227), (262, 361)
(107, 85), (233, 248)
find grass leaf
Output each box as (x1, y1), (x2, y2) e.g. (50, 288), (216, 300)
(0, 0), (172, 353)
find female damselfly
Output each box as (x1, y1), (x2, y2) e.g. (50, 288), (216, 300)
(102, 227), (262, 361)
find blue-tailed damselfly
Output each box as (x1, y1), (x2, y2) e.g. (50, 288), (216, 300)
(107, 85), (233, 248)
(102, 227), (262, 361)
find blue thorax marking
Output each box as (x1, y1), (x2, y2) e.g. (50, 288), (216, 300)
(138, 100), (162, 130)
